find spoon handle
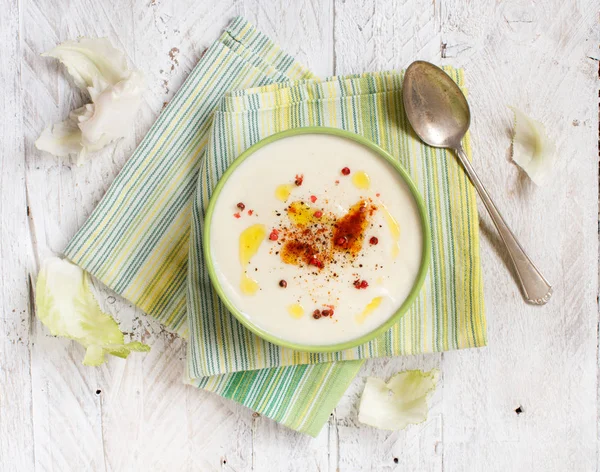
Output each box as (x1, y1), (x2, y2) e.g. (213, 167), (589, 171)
(454, 145), (552, 305)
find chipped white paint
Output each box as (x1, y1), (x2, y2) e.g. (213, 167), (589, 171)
(1, 0), (598, 470)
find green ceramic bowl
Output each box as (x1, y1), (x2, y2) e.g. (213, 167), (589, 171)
(203, 127), (431, 353)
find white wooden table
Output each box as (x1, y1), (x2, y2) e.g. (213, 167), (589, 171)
(2, 1), (598, 470)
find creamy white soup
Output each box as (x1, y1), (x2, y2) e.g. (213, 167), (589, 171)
(209, 133), (423, 347)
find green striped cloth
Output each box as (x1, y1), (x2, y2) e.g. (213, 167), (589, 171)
(65, 17), (486, 436)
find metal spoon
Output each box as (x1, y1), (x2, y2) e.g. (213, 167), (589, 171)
(402, 60), (552, 305)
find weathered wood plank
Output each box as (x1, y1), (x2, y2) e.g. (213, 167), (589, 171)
(0, 0), (35, 469)
(334, 356), (443, 472)
(437, 0), (599, 469)
(22, 0), (186, 469)
(22, 0), (127, 466)
(92, 294), (254, 471)
(238, 0), (334, 77)
(334, 0), (442, 74)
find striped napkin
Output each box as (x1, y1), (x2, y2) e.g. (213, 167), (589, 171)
(65, 17), (486, 436)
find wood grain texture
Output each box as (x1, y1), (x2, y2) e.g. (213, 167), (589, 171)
(436, 1), (599, 470)
(0, 0), (598, 470)
(0, 0), (35, 469)
(333, 356), (443, 472)
(334, 0), (442, 73)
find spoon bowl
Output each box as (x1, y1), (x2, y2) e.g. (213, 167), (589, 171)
(403, 61), (470, 148)
(402, 60), (552, 305)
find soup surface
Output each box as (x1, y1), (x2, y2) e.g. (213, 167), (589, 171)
(209, 133), (423, 346)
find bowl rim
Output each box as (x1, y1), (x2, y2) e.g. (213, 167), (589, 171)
(202, 126), (431, 353)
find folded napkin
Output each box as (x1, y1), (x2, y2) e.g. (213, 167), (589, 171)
(65, 17), (486, 436)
